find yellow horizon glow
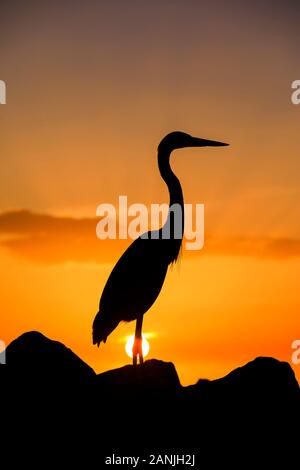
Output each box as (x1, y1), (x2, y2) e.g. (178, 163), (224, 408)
(125, 334), (150, 360)
(0, 245), (299, 386)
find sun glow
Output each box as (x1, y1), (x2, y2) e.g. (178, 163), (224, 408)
(125, 334), (150, 359)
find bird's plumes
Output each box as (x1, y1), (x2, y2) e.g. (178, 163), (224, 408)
(92, 310), (119, 347)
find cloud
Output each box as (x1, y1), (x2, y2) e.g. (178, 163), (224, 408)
(0, 210), (128, 264)
(0, 210), (299, 264)
(201, 235), (300, 260)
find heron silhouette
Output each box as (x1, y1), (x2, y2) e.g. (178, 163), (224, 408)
(93, 132), (228, 365)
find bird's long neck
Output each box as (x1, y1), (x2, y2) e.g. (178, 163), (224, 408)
(158, 147), (184, 263)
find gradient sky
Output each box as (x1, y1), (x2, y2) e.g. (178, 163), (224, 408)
(1, 0), (300, 384)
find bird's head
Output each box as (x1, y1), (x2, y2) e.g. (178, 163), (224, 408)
(158, 131), (229, 153)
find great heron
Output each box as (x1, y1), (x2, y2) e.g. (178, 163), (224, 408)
(92, 131), (228, 365)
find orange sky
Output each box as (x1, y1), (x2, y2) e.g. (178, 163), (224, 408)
(1, 0), (299, 384)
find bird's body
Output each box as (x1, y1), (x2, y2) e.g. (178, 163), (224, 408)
(93, 131), (228, 364)
(95, 237), (168, 331)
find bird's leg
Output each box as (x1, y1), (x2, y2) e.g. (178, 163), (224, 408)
(132, 315), (143, 366)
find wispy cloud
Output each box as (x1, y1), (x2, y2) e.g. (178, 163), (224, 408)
(202, 235), (300, 260)
(0, 210), (299, 264)
(0, 210), (128, 264)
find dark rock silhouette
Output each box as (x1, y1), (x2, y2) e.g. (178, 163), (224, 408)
(5, 331), (95, 381)
(1, 331), (299, 465)
(186, 356), (299, 402)
(96, 359), (181, 393)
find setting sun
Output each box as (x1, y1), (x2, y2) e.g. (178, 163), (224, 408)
(125, 334), (150, 360)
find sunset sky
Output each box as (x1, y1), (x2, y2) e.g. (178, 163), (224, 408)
(1, 0), (299, 384)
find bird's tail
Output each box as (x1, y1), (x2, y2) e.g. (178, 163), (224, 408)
(92, 310), (119, 347)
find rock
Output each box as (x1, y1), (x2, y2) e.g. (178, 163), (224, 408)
(96, 359), (181, 396)
(1, 331), (299, 461)
(5, 331), (95, 386)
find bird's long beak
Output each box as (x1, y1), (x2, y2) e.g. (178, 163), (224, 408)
(190, 136), (229, 147)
